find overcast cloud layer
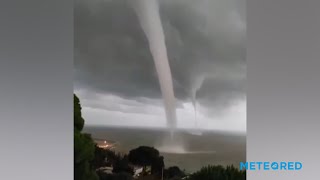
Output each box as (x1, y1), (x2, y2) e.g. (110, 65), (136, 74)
(74, 0), (246, 132)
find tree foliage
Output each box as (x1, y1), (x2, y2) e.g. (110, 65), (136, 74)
(128, 146), (160, 167)
(74, 94), (84, 131)
(74, 94), (98, 180)
(74, 131), (96, 164)
(97, 171), (133, 180)
(164, 166), (185, 179)
(186, 165), (246, 180)
(128, 146), (164, 177)
(151, 156), (165, 176)
(113, 155), (134, 175)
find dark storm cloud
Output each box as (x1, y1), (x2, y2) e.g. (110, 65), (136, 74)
(74, 0), (246, 108)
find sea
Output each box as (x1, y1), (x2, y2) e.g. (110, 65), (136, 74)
(84, 126), (246, 173)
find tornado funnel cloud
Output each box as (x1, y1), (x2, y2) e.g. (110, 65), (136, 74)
(190, 75), (205, 130)
(132, 0), (177, 134)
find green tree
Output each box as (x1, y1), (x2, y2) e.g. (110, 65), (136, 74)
(164, 166), (185, 179)
(151, 156), (164, 176)
(113, 155), (134, 175)
(74, 94), (84, 131)
(187, 165), (246, 180)
(128, 146), (160, 167)
(128, 146), (164, 176)
(92, 145), (109, 168)
(74, 94), (98, 180)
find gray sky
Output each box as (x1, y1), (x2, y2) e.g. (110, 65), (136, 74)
(74, 0), (246, 133)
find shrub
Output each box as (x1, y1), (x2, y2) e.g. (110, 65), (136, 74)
(187, 165), (246, 180)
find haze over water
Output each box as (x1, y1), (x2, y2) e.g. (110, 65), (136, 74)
(85, 126), (246, 173)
